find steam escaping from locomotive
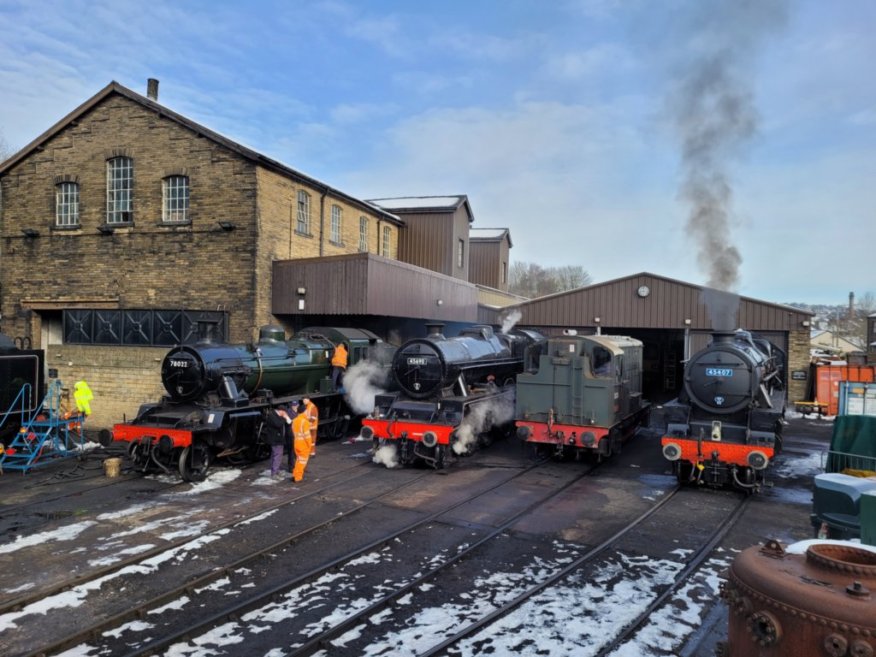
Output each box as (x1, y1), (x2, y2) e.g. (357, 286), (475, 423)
(343, 360), (391, 415)
(701, 287), (740, 332)
(670, 1), (789, 294)
(501, 309), (522, 334)
(452, 396), (515, 455)
(372, 443), (399, 469)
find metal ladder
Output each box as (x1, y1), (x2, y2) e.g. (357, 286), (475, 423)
(0, 380), (87, 473)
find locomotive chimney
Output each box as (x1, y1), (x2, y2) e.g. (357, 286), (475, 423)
(147, 78), (159, 101)
(709, 331), (736, 345)
(425, 323), (445, 338)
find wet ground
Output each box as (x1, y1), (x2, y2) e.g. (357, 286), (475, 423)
(0, 413), (837, 656)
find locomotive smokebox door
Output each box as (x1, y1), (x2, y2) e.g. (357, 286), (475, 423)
(711, 420), (722, 441)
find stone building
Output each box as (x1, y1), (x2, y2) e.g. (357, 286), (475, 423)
(0, 80), (408, 426)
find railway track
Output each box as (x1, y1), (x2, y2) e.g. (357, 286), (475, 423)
(3, 433), (769, 657)
(14, 454), (574, 657)
(0, 457), (373, 619)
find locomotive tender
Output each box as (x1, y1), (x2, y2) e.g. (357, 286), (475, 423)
(100, 326), (390, 481)
(361, 324), (545, 469)
(0, 333), (45, 447)
(515, 332), (649, 460)
(655, 329), (785, 492)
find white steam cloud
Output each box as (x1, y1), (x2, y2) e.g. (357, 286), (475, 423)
(372, 444), (399, 468)
(344, 360), (390, 415)
(452, 396), (515, 455)
(501, 309), (522, 334)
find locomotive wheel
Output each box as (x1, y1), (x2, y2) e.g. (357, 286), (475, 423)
(178, 444), (211, 482)
(435, 445), (447, 470)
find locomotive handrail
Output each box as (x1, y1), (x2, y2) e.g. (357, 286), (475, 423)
(0, 382), (33, 431)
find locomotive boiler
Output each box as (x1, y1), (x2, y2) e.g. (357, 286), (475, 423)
(515, 333), (650, 460)
(721, 539), (876, 657)
(101, 326), (390, 481)
(361, 324), (545, 469)
(656, 329), (785, 491)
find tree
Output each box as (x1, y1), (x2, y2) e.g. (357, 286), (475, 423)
(509, 261), (591, 298)
(0, 129), (13, 163)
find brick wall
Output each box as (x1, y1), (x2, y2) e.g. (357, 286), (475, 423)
(45, 344), (166, 429)
(787, 327), (812, 403)
(0, 90), (402, 430)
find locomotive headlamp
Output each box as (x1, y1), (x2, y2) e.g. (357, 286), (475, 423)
(747, 450), (769, 470)
(662, 442), (682, 461)
(422, 431), (438, 448)
(158, 435), (174, 455)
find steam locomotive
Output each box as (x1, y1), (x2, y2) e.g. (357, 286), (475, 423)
(99, 326), (391, 481)
(654, 329), (785, 492)
(0, 333), (45, 447)
(515, 332), (649, 460)
(360, 324), (545, 469)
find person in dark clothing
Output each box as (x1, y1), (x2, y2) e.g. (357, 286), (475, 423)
(263, 405), (292, 479)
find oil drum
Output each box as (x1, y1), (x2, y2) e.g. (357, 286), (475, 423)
(721, 539), (876, 656)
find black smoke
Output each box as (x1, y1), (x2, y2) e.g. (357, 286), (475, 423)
(668, 1), (789, 326)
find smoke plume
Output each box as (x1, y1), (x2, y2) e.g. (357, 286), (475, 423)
(343, 360), (390, 415)
(500, 309), (523, 334)
(372, 443), (399, 468)
(670, 1), (788, 300)
(452, 396), (515, 455)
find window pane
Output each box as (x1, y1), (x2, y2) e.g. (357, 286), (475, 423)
(106, 157), (133, 224)
(359, 216), (368, 251)
(331, 205), (342, 243)
(297, 191), (310, 233)
(162, 176), (189, 223)
(382, 226), (391, 258)
(55, 182), (80, 227)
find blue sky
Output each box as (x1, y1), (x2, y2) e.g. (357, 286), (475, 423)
(1, 0), (873, 306)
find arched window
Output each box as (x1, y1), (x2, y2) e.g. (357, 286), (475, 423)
(106, 156), (133, 224)
(55, 181), (80, 227)
(162, 175), (189, 223)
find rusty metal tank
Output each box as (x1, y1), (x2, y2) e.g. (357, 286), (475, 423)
(721, 539), (876, 656)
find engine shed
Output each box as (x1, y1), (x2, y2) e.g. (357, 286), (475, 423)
(478, 272), (814, 406)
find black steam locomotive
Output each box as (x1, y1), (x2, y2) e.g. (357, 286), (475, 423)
(361, 324), (545, 468)
(0, 333), (45, 447)
(655, 329), (785, 492)
(100, 326), (391, 481)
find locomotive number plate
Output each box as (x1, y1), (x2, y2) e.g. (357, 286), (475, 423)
(407, 357), (428, 365)
(706, 367), (733, 377)
(169, 359), (189, 368)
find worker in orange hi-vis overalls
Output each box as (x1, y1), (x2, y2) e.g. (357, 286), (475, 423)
(302, 397), (319, 456)
(291, 404), (313, 483)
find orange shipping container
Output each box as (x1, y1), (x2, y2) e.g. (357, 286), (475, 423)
(814, 365), (876, 416)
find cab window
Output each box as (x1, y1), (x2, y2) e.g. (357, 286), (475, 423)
(591, 346), (613, 378)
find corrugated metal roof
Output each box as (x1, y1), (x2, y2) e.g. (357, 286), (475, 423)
(470, 227), (511, 244)
(368, 195), (474, 223)
(504, 271), (815, 331)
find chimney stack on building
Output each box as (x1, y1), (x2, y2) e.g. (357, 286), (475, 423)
(147, 78), (159, 101)
(849, 291), (855, 320)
